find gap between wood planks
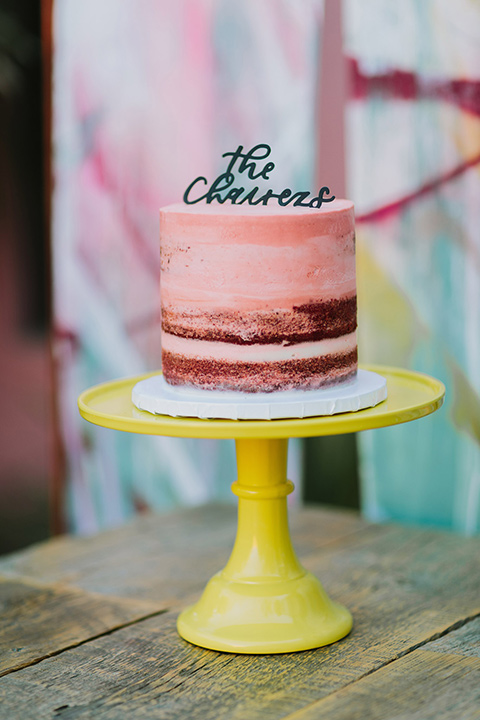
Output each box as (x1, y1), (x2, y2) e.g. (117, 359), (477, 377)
(0, 608), (168, 679)
(280, 611), (480, 720)
(2, 602), (479, 693)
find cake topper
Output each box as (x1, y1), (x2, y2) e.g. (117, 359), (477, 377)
(183, 143), (335, 208)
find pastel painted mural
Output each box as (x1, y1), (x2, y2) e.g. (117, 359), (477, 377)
(345, 0), (480, 533)
(52, 0), (323, 532)
(52, 0), (478, 535)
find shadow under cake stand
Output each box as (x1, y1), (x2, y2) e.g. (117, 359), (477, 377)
(78, 364), (445, 654)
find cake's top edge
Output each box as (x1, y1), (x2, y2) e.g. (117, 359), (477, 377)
(160, 199), (354, 217)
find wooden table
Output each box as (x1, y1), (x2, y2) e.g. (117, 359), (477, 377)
(0, 504), (479, 719)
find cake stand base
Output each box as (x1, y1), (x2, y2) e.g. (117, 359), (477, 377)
(177, 437), (352, 654)
(177, 571), (352, 654)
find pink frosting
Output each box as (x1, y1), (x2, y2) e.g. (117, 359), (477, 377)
(160, 200), (355, 312)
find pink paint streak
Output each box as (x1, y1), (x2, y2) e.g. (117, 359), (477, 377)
(349, 57), (480, 117)
(357, 152), (480, 224)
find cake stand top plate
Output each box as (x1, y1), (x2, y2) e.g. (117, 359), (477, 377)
(78, 365), (445, 439)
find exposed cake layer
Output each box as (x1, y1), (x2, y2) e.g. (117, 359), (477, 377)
(162, 349), (358, 393)
(159, 201), (357, 392)
(162, 295), (356, 345)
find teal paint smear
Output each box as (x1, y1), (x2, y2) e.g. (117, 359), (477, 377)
(360, 334), (479, 534)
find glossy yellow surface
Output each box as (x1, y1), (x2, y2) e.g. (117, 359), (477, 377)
(78, 365), (444, 653)
(78, 365), (445, 439)
(178, 439), (352, 653)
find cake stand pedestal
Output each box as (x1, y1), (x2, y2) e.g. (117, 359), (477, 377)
(78, 365), (444, 654)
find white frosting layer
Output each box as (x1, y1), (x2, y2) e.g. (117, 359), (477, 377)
(161, 331), (357, 362)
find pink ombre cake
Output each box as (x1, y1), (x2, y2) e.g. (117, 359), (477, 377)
(159, 200), (357, 393)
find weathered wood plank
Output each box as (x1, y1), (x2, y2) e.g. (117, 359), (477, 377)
(426, 617), (480, 659)
(0, 504), (366, 605)
(0, 520), (478, 720)
(0, 577), (161, 677)
(0, 610), (365, 720)
(300, 521), (480, 659)
(1, 612), (478, 720)
(284, 619), (480, 720)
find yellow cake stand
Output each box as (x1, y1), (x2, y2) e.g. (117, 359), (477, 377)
(78, 364), (444, 654)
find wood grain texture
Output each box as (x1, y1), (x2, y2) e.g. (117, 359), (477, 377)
(426, 617), (480, 658)
(0, 577), (161, 677)
(0, 506), (478, 720)
(0, 504), (366, 604)
(285, 620), (480, 720)
(299, 521), (480, 660)
(0, 611), (478, 720)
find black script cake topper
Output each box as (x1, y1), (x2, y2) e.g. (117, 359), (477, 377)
(183, 143), (335, 208)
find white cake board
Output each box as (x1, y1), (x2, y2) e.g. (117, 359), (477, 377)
(132, 369), (387, 420)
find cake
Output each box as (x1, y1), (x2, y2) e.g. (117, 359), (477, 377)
(159, 200), (357, 394)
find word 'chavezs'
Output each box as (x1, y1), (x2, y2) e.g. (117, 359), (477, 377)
(183, 144), (335, 208)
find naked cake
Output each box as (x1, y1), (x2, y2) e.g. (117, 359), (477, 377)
(159, 200), (357, 393)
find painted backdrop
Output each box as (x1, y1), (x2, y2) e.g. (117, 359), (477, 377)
(52, 0), (480, 535)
